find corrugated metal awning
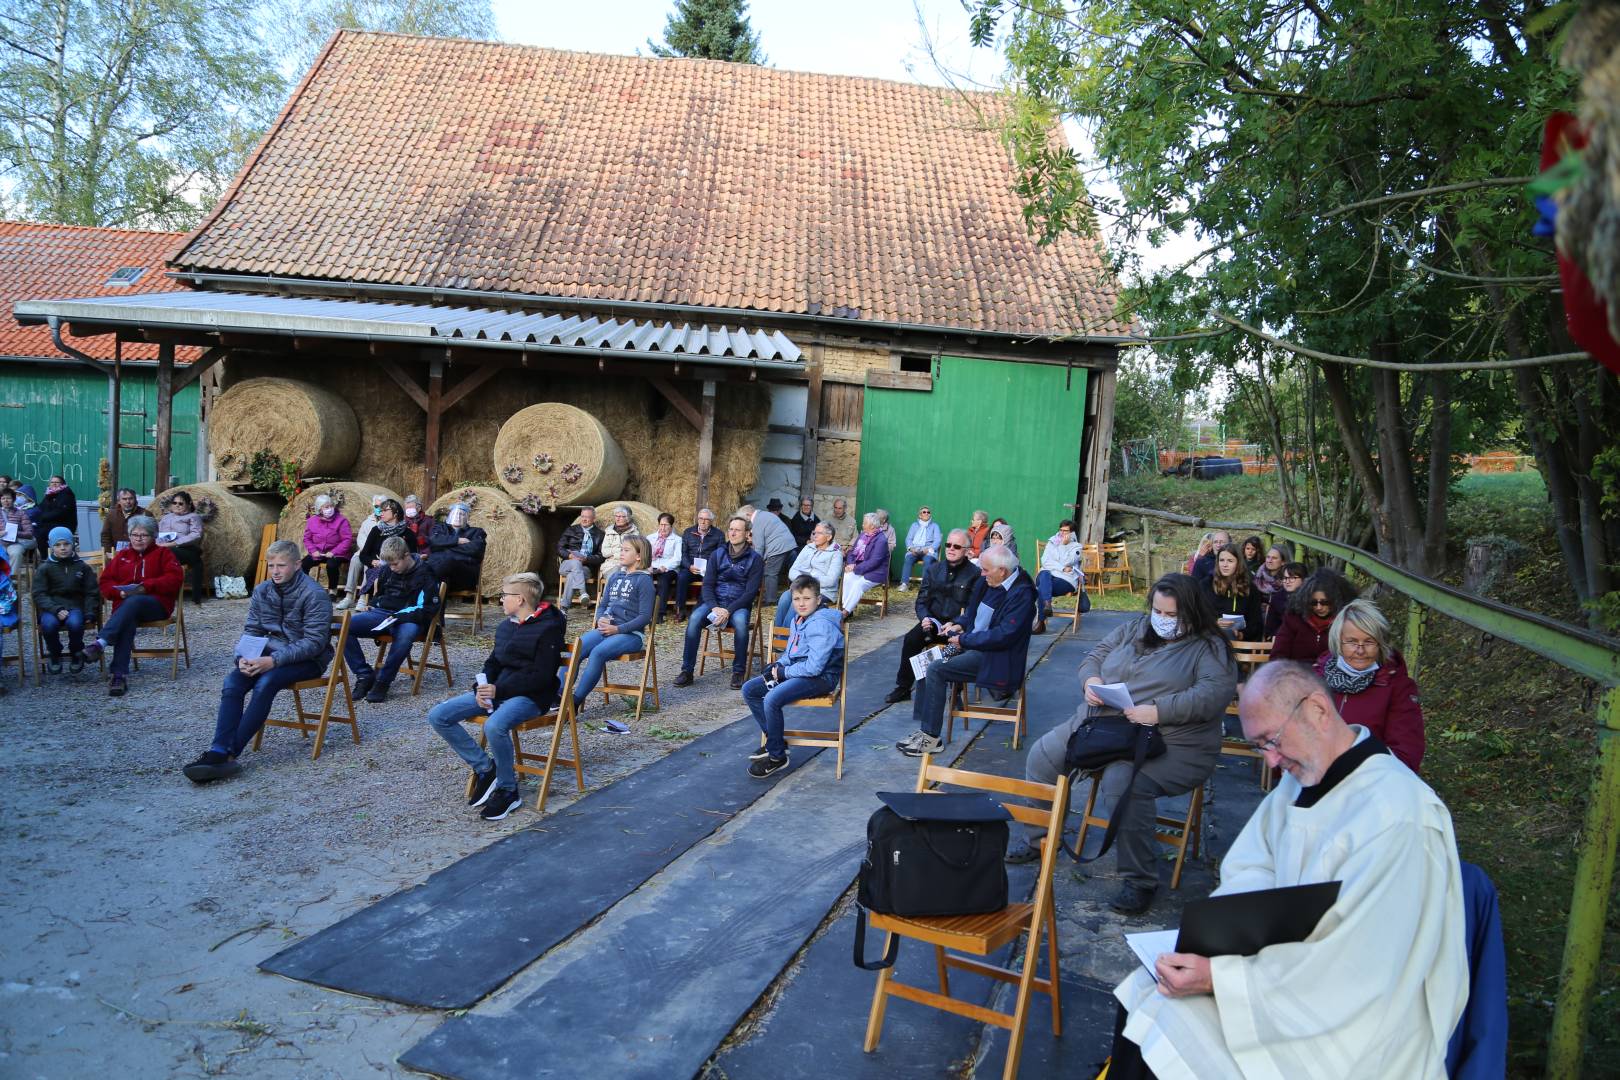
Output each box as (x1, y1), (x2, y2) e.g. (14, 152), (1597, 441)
(13, 290), (804, 366)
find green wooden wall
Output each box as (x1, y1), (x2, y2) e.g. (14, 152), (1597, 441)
(0, 362), (199, 494)
(856, 355), (1089, 576)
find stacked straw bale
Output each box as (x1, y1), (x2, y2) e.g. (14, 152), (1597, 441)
(210, 378), (360, 480)
(492, 402), (628, 507)
(585, 500), (663, 538)
(152, 482), (279, 579)
(429, 485), (547, 597)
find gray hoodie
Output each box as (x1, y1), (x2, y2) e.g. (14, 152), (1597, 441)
(1077, 614), (1238, 756)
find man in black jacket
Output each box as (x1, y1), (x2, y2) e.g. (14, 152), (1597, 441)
(557, 506), (606, 608)
(674, 507), (723, 620)
(787, 496), (820, 549)
(345, 536), (440, 703)
(885, 528), (985, 704)
(425, 501), (487, 593)
(426, 572), (566, 821)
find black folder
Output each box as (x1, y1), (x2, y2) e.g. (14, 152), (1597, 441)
(1177, 881), (1342, 957)
(876, 791), (1012, 823)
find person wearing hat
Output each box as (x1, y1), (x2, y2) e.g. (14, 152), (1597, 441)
(896, 505), (941, 591)
(33, 527), (99, 673)
(740, 502), (797, 609)
(425, 501), (487, 594)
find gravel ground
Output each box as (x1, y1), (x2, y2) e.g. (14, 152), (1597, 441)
(0, 590), (907, 1078)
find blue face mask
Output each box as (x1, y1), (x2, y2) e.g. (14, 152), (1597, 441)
(1335, 654), (1378, 677)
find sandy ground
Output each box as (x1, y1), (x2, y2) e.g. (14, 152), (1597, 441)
(0, 590), (907, 1078)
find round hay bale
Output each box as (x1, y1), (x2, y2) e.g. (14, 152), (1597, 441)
(492, 403), (628, 506)
(153, 482), (280, 580)
(277, 483), (401, 549)
(430, 486), (547, 597)
(577, 500), (663, 539)
(211, 377), (360, 480)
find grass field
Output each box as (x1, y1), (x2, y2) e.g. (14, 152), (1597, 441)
(1103, 469), (1619, 1076)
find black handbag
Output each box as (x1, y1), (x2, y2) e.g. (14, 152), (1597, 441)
(852, 792), (1011, 971)
(1059, 713), (1165, 862)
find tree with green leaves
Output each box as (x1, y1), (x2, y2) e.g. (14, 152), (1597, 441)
(648, 0), (764, 64)
(970, 0), (1616, 623)
(0, 0), (283, 229)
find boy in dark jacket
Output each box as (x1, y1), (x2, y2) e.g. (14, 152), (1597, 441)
(346, 536), (440, 702)
(33, 526), (99, 672)
(427, 572), (567, 821)
(183, 540), (334, 782)
(675, 516), (763, 689)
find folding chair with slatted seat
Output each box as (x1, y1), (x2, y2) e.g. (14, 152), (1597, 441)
(857, 578), (889, 618)
(558, 557), (600, 608)
(441, 586), (487, 635)
(863, 758), (1070, 1080)
(1097, 542), (1135, 594)
(0, 614), (25, 689)
(697, 593), (764, 679)
(762, 623), (851, 778)
(1081, 544), (1103, 589)
(129, 582), (190, 678)
(1217, 638), (1277, 791)
(463, 639), (586, 814)
(35, 604), (103, 684)
(1074, 769), (1204, 889)
(945, 676), (1030, 750)
(373, 581), (452, 695)
(253, 610), (360, 759)
(597, 621), (660, 722)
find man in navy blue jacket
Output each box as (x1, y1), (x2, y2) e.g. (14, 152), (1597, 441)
(675, 516), (763, 690)
(897, 544), (1035, 757)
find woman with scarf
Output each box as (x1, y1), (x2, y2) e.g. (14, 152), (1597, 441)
(1251, 543), (1289, 598)
(352, 498), (412, 600)
(839, 513), (891, 615)
(966, 510), (991, 560)
(300, 494), (354, 590)
(1270, 567), (1360, 663)
(32, 526), (99, 673)
(1314, 599), (1425, 772)
(403, 494), (433, 552)
(156, 490), (206, 605)
(595, 505), (641, 593)
(1201, 544), (1265, 642)
(646, 512), (684, 622)
(34, 475), (78, 542)
(1263, 560), (1309, 638)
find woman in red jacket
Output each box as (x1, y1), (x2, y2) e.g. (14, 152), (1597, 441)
(1313, 599), (1425, 772)
(1269, 566), (1358, 663)
(83, 515), (183, 697)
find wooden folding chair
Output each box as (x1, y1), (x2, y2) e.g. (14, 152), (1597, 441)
(463, 639), (587, 813)
(441, 586), (487, 635)
(945, 677), (1029, 750)
(698, 593), (763, 679)
(1074, 770), (1204, 889)
(34, 603), (103, 684)
(253, 524), (278, 587)
(0, 613), (25, 689)
(373, 581), (452, 695)
(763, 624), (850, 778)
(597, 622), (660, 722)
(558, 557), (600, 607)
(1097, 542), (1135, 594)
(863, 758), (1069, 1080)
(856, 578), (889, 618)
(130, 582), (190, 678)
(253, 610), (360, 759)
(1080, 544), (1102, 588)
(1230, 639), (1272, 674)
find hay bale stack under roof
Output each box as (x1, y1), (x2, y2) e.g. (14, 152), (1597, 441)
(492, 402), (628, 507)
(153, 482), (280, 580)
(584, 500), (663, 539)
(277, 483), (401, 549)
(210, 377), (360, 481)
(429, 485), (547, 597)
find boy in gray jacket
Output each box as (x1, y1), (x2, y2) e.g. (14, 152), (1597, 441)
(184, 540), (334, 782)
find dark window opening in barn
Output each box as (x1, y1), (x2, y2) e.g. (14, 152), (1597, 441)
(105, 266), (146, 286)
(898, 353), (931, 374)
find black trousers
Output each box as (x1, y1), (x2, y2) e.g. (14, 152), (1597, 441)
(674, 566), (704, 617)
(894, 620), (948, 692)
(300, 554), (346, 590)
(171, 541), (205, 602)
(426, 553), (479, 592)
(650, 569), (678, 618)
(1107, 1004), (1158, 1079)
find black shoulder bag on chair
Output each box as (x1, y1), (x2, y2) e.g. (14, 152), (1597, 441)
(852, 791), (1011, 971)
(1058, 713), (1165, 862)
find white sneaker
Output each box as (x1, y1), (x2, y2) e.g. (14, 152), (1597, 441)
(335, 596), (354, 610)
(900, 733), (944, 758)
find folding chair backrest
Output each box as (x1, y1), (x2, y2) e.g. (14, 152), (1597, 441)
(1231, 639), (1272, 674)
(769, 625), (791, 662)
(555, 638), (585, 712)
(919, 760), (1066, 835)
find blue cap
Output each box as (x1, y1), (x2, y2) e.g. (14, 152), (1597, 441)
(48, 526), (73, 545)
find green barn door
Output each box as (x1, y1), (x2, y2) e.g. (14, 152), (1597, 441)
(856, 356), (1088, 577)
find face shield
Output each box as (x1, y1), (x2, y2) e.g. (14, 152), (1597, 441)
(447, 503), (470, 528)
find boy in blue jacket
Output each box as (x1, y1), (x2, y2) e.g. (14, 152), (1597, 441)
(741, 575), (844, 778)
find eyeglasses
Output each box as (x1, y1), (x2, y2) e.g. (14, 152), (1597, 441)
(499, 591), (524, 599)
(1250, 695), (1311, 753)
(1309, 597), (1333, 608)
(944, 542), (966, 550)
(1340, 638), (1380, 653)
(919, 510), (931, 515)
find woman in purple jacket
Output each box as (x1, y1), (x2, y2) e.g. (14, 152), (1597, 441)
(838, 512), (890, 615)
(300, 493), (355, 590)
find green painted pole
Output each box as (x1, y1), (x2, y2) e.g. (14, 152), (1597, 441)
(1405, 601), (1423, 679)
(1548, 689), (1620, 1079)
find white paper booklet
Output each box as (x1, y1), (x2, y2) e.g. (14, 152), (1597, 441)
(691, 557), (707, 575)
(1091, 681), (1136, 711)
(234, 634), (269, 659)
(1125, 929), (1179, 981)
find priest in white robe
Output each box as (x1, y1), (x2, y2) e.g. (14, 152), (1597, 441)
(1111, 659), (1468, 1080)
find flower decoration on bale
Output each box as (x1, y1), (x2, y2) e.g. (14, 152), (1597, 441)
(533, 452), (554, 474)
(501, 463), (524, 484)
(561, 462), (583, 485)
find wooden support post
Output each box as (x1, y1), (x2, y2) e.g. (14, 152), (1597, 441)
(1141, 515), (1155, 587)
(649, 377), (703, 432)
(1079, 368), (1117, 545)
(1405, 601), (1424, 679)
(423, 356), (445, 504)
(108, 342), (122, 499)
(696, 379), (716, 515)
(154, 342), (174, 492)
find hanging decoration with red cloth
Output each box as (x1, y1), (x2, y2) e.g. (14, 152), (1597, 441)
(1534, 113), (1620, 375)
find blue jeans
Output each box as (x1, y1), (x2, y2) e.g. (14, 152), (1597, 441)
(1035, 571), (1077, 618)
(682, 602), (750, 675)
(212, 659), (325, 757)
(900, 551), (936, 585)
(912, 649), (985, 739)
(428, 692), (540, 790)
(101, 595), (167, 676)
(572, 629), (645, 703)
(744, 671), (840, 759)
(38, 608), (86, 657)
(344, 608), (420, 686)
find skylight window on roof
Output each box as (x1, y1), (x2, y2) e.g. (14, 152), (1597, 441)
(105, 266), (146, 286)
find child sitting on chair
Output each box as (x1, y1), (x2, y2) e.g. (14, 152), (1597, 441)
(740, 575), (845, 779)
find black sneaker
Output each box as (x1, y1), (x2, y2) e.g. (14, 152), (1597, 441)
(730, 673), (744, 690)
(480, 787), (522, 820)
(351, 673), (376, 700)
(1108, 883), (1158, 916)
(69, 652), (85, 673)
(365, 679), (391, 704)
(748, 745), (773, 762)
(1004, 836), (1040, 864)
(883, 686), (911, 704)
(467, 767), (498, 807)
(748, 754), (789, 779)
(47, 657), (63, 675)
(673, 670), (693, 688)
(82, 640), (104, 663)
(183, 751), (242, 784)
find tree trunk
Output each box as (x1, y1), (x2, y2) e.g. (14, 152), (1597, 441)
(1320, 361), (1390, 557)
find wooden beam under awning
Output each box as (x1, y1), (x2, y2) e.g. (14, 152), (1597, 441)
(649, 377), (703, 431)
(374, 352), (512, 503)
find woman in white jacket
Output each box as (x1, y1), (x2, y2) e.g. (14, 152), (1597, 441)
(774, 521), (841, 626)
(1033, 518), (1084, 634)
(647, 512), (684, 622)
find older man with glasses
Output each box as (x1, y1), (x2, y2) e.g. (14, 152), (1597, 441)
(884, 528), (984, 704)
(676, 507), (724, 621)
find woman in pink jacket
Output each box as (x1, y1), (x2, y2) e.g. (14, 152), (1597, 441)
(300, 494), (354, 591)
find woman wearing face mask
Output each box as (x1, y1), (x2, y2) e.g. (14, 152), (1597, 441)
(1009, 573), (1238, 916)
(1314, 599), (1425, 772)
(1270, 567), (1360, 663)
(300, 494), (354, 591)
(403, 494), (432, 552)
(337, 495), (389, 609)
(1201, 543), (1264, 642)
